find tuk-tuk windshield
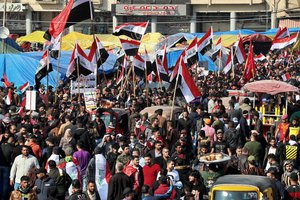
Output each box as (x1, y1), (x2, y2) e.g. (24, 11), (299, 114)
(213, 191), (258, 200)
(100, 115), (116, 128)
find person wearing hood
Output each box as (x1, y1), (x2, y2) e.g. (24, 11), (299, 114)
(9, 175), (37, 200)
(282, 160), (300, 187)
(34, 168), (55, 200)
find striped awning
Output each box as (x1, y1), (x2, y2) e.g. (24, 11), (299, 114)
(279, 19), (300, 28)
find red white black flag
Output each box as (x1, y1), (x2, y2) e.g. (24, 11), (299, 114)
(44, 0), (94, 42)
(120, 38), (140, 56)
(234, 35), (246, 64)
(274, 27), (290, 40)
(223, 50), (233, 74)
(88, 36), (109, 70)
(176, 57), (201, 103)
(185, 37), (198, 66)
(270, 32), (299, 51)
(197, 27), (213, 55)
(66, 43), (94, 81)
(113, 22), (148, 41)
(35, 50), (53, 88)
(133, 54), (145, 77)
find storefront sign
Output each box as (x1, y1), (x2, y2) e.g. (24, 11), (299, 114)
(115, 4), (188, 16)
(0, 3), (26, 12)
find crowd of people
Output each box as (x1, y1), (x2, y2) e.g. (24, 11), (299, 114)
(0, 46), (300, 200)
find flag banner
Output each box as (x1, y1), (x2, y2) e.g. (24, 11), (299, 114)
(177, 58), (201, 103)
(223, 50), (233, 74)
(254, 53), (267, 62)
(133, 54), (145, 77)
(197, 27), (213, 55)
(211, 37), (222, 61)
(274, 27), (290, 40)
(155, 58), (169, 82)
(234, 37), (246, 64)
(67, 43), (94, 81)
(270, 32), (299, 50)
(282, 73), (291, 81)
(44, 0), (94, 41)
(113, 22), (148, 41)
(244, 42), (256, 82)
(185, 37), (198, 66)
(120, 38), (140, 56)
(88, 36), (109, 69)
(35, 50), (53, 88)
(2, 73), (10, 88)
(19, 82), (29, 94)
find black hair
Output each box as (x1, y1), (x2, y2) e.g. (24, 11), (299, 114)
(71, 179), (81, 189)
(20, 176), (30, 182)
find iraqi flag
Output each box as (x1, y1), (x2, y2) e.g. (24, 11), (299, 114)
(282, 73), (291, 81)
(176, 58), (201, 103)
(223, 50), (233, 74)
(270, 32), (299, 51)
(66, 42), (94, 81)
(2, 73), (10, 88)
(211, 37), (222, 61)
(95, 154), (111, 200)
(35, 50), (53, 87)
(5, 88), (12, 105)
(116, 55), (127, 86)
(185, 37), (198, 66)
(120, 38), (140, 56)
(234, 36), (246, 64)
(133, 54), (145, 77)
(274, 27), (290, 40)
(243, 42), (256, 82)
(19, 82), (29, 94)
(144, 48), (154, 75)
(254, 53), (267, 62)
(155, 58), (169, 82)
(18, 97), (26, 117)
(88, 36), (109, 71)
(197, 27), (213, 55)
(44, 0), (94, 42)
(161, 45), (168, 73)
(169, 51), (186, 82)
(113, 22), (149, 41)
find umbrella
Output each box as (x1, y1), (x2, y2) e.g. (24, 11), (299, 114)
(243, 80), (299, 95)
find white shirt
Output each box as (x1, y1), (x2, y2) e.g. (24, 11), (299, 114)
(10, 154), (40, 183)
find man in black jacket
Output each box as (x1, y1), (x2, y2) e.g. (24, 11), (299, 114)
(48, 160), (72, 199)
(108, 162), (132, 200)
(69, 179), (87, 200)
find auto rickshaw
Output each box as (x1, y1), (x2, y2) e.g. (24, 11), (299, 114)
(210, 175), (278, 200)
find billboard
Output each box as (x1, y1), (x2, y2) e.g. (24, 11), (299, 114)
(113, 4), (189, 16)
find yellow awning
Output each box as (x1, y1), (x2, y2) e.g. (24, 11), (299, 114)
(16, 31), (46, 44)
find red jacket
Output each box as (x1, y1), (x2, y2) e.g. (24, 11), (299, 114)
(154, 184), (176, 200)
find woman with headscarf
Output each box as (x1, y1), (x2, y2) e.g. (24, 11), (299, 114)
(59, 128), (76, 151)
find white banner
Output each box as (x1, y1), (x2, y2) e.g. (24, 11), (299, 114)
(71, 74), (96, 94)
(25, 91), (36, 111)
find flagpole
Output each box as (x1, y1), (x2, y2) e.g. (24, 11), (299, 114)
(218, 49), (222, 77)
(231, 46), (235, 79)
(132, 59), (136, 98)
(55, 37), (62, 104)
(118, 65), (132, 97)
(46, 48), (50, 108)
(170, 57), (181, 121)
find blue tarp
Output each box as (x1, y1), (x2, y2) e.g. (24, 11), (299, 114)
(167, 49), (217, 71)
(0, 51), (118, 87)
(0, 54), (58, 87)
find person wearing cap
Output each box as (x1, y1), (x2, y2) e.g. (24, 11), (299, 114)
(34, 168), (55, 200)
(201, 118), (216, 147)
(282, 160), (300, 187)
(286, 172), (300, 199)
(275, 114), (290, 143)
(122, 187), (134, 200)
(241, 155), (264, 176)
(211, 129), (231, 156)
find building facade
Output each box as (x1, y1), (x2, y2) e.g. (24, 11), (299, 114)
(0, 0), (299, 35)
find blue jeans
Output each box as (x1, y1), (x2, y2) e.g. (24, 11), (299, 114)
(0, 166), (11, 200)
(14, 182), (20, 190)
